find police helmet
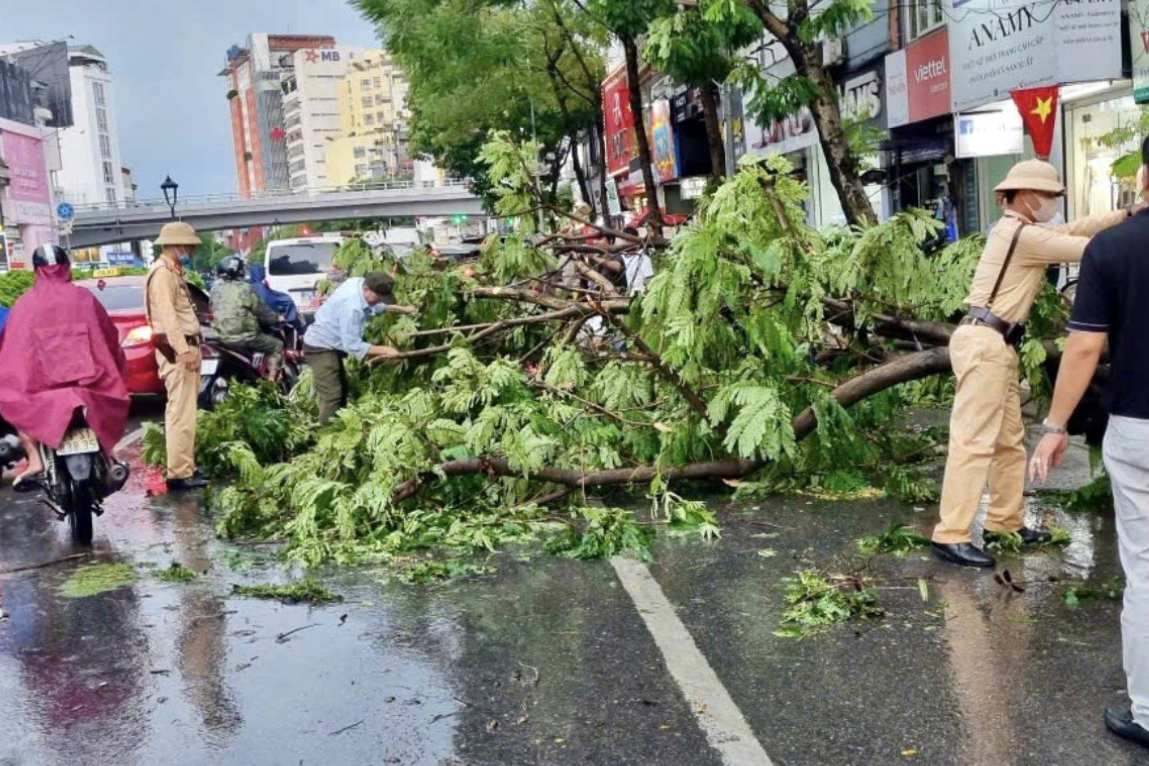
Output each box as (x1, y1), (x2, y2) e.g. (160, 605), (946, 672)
(216, 255), (247, 281)
(32, 244), (70, 268)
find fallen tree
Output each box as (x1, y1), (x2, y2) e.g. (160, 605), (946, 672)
(158, 138), (1074, 570)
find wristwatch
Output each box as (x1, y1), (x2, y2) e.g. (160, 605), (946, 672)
(1042, 418), (1067, 435)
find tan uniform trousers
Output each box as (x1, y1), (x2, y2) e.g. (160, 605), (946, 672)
(158, 351), (200, 480)
(933, 325), (1027, 544)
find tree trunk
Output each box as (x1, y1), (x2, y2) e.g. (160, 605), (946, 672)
(390, 347), (953, 502)
(569, 130), (592, 208)
(699, 84), (727, 180)
(594, 119), (612, 224)
(621, 35), (663, 237)
(746, 2), (878, 227)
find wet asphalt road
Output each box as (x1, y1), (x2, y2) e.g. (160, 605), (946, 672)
(1, 414), (1148, 766)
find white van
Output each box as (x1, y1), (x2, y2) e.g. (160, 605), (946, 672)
(264, 234), (344, 313)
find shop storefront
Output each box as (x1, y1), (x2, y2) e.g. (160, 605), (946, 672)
(0, 118), (56, 269)
(1063, 84), (1143, 220)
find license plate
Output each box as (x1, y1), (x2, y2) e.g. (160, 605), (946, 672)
(58, 428), (100, 456)
(201, 358), (220, 375)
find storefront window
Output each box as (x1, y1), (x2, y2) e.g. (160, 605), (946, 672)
(1067, 95), (1144, 218)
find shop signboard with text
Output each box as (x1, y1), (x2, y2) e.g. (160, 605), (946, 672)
(602, 69), (636, 178)
(0, 122), (52, 226)
(1131, 0), (1149, 102)
(743, 55), (819, 157)
(649, 99), (679, 182)
(947, 0), (1121, 111)
(954, 109), (1024, 157)
(886, 28), (951, 128)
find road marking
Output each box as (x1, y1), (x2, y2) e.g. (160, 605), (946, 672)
(117, 426), (146, 451)
(610, 556), (773, 766)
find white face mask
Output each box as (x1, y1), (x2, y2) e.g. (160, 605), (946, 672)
(1028, 195), (1060, 223)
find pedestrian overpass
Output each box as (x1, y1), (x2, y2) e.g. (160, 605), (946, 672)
(66, 180), (485, 248)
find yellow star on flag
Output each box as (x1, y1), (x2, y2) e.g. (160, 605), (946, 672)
(1031, 96), (1054, 124)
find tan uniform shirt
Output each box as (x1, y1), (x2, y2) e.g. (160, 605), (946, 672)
(146, 259), (201, 355)
(964, 208), (1128, 323)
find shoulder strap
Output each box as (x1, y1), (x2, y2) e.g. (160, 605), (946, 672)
(987, 222), (1027, 310)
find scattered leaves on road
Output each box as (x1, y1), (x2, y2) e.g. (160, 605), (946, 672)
(232, 580), (342, 604)
(57, 563), (137, 599)
(155, 562), (198, 583)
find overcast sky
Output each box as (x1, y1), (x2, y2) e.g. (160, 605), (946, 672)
(0, 0), (380, 198)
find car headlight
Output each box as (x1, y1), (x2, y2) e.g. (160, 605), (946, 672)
(122, 325), (154, 348)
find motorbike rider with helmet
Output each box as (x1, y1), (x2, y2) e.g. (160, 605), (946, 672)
(0, 244), (129, 489)
(209, 255), (284, 379)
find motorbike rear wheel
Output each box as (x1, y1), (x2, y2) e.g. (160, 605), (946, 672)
(67, 480), (94, 546)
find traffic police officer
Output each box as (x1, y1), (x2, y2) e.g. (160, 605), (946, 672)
(147, 221), (207, 491)
(932, 160), (1141, 567)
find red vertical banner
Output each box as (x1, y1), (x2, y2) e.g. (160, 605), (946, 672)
(1011, 86), (1060, 160)
(602, 70), (635, 177)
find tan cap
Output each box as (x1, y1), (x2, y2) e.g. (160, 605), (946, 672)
(155, 221), (201, 246)
(993, 159), (1065, 195)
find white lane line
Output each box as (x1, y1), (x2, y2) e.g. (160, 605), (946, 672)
(610, 556), (774, 766)
(117, 426), (146, 451)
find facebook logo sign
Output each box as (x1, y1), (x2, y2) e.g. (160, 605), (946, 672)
(959, 119), (975, 135)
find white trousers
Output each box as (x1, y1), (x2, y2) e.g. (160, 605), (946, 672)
(1104, 415), (1149, 727)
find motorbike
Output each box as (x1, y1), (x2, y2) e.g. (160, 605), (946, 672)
(37, 410), (130, 546)
(198, 322), (304, 409)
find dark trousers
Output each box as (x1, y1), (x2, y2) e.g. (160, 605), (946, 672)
(304, 347), (347, 424)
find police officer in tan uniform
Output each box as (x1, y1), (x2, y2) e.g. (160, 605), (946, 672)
(932, 160), (1142, 567)
(147, 221), (207, 491)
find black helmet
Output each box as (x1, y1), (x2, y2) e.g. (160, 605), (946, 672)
(216, 255), (246, 281)
(32, 244), (70, 268)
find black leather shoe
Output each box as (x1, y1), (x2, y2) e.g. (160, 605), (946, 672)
(931, 542), (996, 568)
(984, 527), (1052, 546)
(167, 473), (208, 492)
(1105, 706), (1149, 748)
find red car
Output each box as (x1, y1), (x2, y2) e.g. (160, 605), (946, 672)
(77, 275), (210, 396)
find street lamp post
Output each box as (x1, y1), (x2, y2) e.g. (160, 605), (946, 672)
(160, 175), (179, 220)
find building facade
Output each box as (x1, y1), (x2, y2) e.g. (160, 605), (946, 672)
(325, 50), (411, 187)
(282, 46), (364, 190)
(220, 34), (336, 197)
(50, 45), (127, 207)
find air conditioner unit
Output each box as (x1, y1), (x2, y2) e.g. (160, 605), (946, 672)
(820, 38), (844, 67)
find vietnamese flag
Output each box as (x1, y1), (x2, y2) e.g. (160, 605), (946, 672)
(1011, 87), (1060, 160)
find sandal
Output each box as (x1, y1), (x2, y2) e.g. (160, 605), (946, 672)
(12, 472), (44, 493)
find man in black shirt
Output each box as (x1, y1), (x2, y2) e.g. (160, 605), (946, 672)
(1030, 135), (1149, 749)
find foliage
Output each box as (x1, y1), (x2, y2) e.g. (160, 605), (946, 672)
(1064, 576), (1125, 607)
(983, 531), (1025, 554)
(776, 569), (884, 638)
(0, 269), (35, 307)
(231, 580), (342, 604)
(193, 232), (232, 275)
(856, 522), (930, 556)
(57, 563), (137, 598)
(644, 3), (760, 87)
(1046, 525), (1072, 547)
(1036, 471), (1113, 512)
(180, 146), (1044, 573)
(144, 383), (312, 481)
(155, 562), (198, 583)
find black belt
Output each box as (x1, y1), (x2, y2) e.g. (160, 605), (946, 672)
(961, 307), (1025, 347)
(303, 345), (346, 358)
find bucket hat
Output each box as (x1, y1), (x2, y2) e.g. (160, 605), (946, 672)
(993, 160), (1065, 195)
(155, 221), (201, 246)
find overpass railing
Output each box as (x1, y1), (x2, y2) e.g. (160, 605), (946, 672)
(68, 177), (473, 214)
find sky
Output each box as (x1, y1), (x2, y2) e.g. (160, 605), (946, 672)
(0, 0), (380, 198)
